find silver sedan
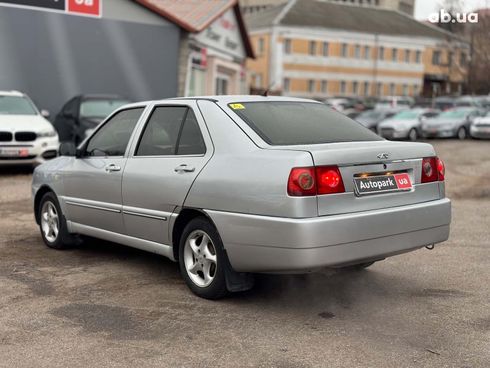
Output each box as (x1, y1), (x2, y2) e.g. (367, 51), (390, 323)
(32, 96), (451, 299)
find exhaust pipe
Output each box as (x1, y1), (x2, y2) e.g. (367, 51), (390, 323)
(425, 244), (435, 250)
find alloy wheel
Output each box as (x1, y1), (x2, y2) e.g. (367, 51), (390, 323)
(183, 230), (217, 287)
(41, 201), (59, 243)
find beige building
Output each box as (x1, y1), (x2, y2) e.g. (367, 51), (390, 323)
(241, 0), (415, 16)
(246, 0), (468, 98)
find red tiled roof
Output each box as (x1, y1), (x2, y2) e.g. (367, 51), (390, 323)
(136, 0), (254, 58)
(136, 0), (236, 32)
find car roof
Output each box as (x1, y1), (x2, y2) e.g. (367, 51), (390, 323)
(0, 90), (24, 97)
(132, 95), (321, 106)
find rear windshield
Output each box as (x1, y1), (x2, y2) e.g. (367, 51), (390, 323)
(228, 102), (381, 145)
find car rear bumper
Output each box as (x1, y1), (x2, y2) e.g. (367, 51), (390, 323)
(206, 198), (451, 273)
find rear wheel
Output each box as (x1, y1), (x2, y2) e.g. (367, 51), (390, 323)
(38, 192), (79, 249)
(457, 127), (467, 140)
(179, 217), (228, 299)
(408, 128), (418, 141)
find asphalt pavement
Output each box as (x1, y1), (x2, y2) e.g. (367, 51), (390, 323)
(0, 140), (488, 368)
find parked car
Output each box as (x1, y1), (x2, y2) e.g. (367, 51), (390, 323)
(355, 109), (397, 132)
(433, 96), (456, 111)
(0, 90), (58, 166)
(324, 97), (363, 118)
(422, 107), (481, 139)
(470, 111), (490, 139)
(374, 96), (413, 110)
(378, 108), (440, 141)
(53, 94), (130, 144)
(32, 96), (451, 299)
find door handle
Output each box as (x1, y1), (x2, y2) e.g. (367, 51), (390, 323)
(174, 164), (195, 173)
(105, 164), (121, 173)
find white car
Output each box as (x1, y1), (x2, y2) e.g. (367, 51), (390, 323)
(0, 91), (59, 166)
(470, 111), (490, 139)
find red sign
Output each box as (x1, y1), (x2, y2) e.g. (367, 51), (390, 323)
(394, 173), (412, 189)
(67, 0), (100, 16)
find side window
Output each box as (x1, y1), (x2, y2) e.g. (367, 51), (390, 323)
(85, 108), (144, 157)
(177, 109), (206, 155)
(136, 106), (205, 156)
(136, 106), (187, 156)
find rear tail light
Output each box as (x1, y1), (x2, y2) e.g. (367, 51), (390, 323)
(316, 166), (345, 195)
(288, 166), (345, 196)
(288, 167), (316, 196)
(421, 157), (445, 183)
(436, 157), (445, 181)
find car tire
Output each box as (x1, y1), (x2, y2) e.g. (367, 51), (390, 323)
(38, 192), (79, 249)
(408, 128), (418, 141)
(457, 127), (467, 140)
(179, 217), (228, 299)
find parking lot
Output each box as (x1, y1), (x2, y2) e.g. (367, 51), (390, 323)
(0, 139), (488, 368)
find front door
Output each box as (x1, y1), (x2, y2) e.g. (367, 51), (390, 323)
(62, 107), (145, 234)
(122, 103), (212, 245)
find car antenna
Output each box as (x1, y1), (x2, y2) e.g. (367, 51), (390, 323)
(262, 80), (276, 96)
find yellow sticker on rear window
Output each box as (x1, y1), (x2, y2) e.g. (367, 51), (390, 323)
(229, 103), (245, 110)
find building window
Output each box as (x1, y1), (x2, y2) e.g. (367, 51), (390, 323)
(413, 84), (419, 96)
(460, 52), (467, 66)
(392, 48), (398, 62)
(322, 41), (329, 56)
(284, 39), (291, 54)
(283, 78), (290, 92)
(404, 49), (410, 63)
(341, 43), (348, 57)
(389, 83), (396, 95)
(309, 41), (316, 55)
(321, 80), (328, 93)
(448, 51), (453, 66)
(363, 81), (369, 95)
(364, 46), (370, 59)
(432, 50), (441, 65)
(402, 84), (408, 96)
(355, 44), (361, 58)
(378, 46), (384, 60)
(353, 81), (359, 95)
(376, 82), (383, 96)
(308, 79), (315, 93)
(258, 38), (264, 54)
(340, 81), (347, 94)
(415, 50), (421, 63)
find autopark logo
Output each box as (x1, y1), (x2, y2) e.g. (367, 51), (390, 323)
(428, 9), (478, 24)
(0, 0), (101, 17)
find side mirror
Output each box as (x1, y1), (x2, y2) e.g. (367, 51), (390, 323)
(40, 109), (50, 119)
(419, 116), (427, 123)
(58, 142), (77, 156)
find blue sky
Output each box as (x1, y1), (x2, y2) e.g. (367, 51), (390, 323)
(415, 0), (490, 19)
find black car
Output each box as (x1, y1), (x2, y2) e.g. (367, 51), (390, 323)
(53, 95), (131, 144)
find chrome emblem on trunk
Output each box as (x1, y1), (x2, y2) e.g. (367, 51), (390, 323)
(377, 153), (390, 159)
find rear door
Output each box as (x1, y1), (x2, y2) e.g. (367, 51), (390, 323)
(122, 102), (213, 245)
(62, 107), (145, 234)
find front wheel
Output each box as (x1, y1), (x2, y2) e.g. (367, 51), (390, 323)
(179, 217), (228, 299)
(38, 192), (79, 249)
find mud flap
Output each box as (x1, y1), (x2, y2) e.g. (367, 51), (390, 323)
(223, 250), (254, 292)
